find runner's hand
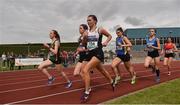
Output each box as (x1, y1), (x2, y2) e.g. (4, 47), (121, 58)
(102, 42), (108, 47)
(43, 43), (50, 49)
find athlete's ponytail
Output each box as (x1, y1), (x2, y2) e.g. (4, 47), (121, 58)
(52, 30), (61, 42)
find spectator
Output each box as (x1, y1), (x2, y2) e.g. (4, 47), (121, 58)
(7, 52), (10, 68)
(9, 52), (15, 70)
(1, 52), (7, 68)
(18, 54), (22, 70)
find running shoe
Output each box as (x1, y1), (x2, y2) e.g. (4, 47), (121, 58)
(81, 92), (90, 103)
(114, 76), (121, 85)
(156, 76), (160, 83)
(65, 81), (72, 88)
(131, 75), (136, 85)
(47, 77), (55, 85)
(111, 79), (116, 91)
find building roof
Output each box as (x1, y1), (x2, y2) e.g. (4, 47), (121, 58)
(124, 27), (180, 38)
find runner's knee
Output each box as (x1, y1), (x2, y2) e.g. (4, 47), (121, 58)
(144, 63), (149, 68)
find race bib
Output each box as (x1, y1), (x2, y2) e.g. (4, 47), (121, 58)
(165, 49), (173, 54)
(146, 43), (154, 52)
(116, 45), (123, 50)
(117, 42), (122, 49)
(87, 41), (98, 50)
(87, 35), (98, 50)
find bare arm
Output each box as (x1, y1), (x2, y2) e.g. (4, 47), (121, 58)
(173, 43), (179, 52)
(99, 27), (112, 47)
(122, 36), (132, 47)
(151, 38), (161, 50)
(49, 41), (60, 55)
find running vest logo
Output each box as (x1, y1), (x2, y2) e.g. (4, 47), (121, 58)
(87, 35), (98, 50)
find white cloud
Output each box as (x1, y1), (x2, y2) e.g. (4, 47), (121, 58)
(0, 0), (179, 44)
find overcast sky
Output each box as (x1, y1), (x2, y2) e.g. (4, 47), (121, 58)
(0, 0), (179, 44)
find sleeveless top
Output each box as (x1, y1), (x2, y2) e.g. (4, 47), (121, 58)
(49, 40), (60, 59)
(87, 28), (102, 50)
(164, 43), (174, 54)
(146, 37), (158, 52)
(78, 35), (86, 49)
(116, 36), (126, 56)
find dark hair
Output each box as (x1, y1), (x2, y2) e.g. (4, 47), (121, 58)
(80, 24), (88, 30)
(116, 27), (124, 33)
(88, 15), (98, 24)
(52, 30), (60, 42)
(116, 27), (127, 36)
(166, 37), (173, 43)
(149, 28), (157, 34)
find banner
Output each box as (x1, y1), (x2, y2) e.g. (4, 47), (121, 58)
(15, 58), (44, 66)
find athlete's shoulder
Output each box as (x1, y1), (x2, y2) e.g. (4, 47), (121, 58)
(97, 26), (103, 33)
(155, 37), (159, 40)
(123, 36), (128, 39)
(54, 40), (60, 45)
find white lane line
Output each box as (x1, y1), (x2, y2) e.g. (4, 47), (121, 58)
(1, 66), (179, 82)
(0, 70), (103, 86)
(0, 68), (161, 86)
(7, 70), (180, 105)
(0, 70), (150, 93)
(0, 70), (73, 82)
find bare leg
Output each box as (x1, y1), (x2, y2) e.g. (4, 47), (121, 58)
(74, 62), (82, 76)
(82, 57), (99, 93)
(96, 63), (113, 83)
(38, 59), (53, 79)
(111, 57), (121, 77)
(144, 56), (153, 69)
(56, 64), (70, 82)
(167, 57), (173, 75)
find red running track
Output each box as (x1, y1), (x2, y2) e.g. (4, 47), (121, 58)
(0, 61), (180, 104)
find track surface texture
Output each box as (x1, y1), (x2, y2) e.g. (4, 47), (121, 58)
(0, 61), (180, 104)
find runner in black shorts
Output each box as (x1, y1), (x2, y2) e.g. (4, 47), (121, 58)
(81, 15), (116, 102)
(111, 27), (136, 85)
(73, 24), (88, 77)
(161, 37), (178, 75)
(38, 30), (72, 88)
(144, 28), (161, 82)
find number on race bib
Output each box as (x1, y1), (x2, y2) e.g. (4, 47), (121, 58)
(87, 41), (98, 50)
(165, 50), (173, 54)
(116, 46), (123, 50)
